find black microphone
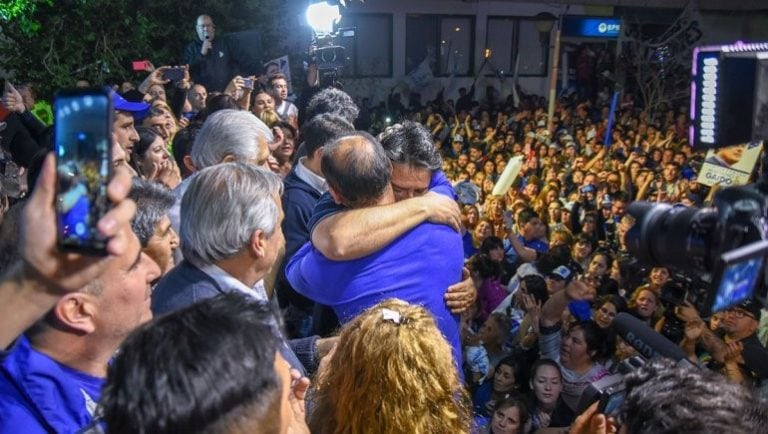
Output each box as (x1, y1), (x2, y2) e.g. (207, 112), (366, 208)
(612, 312), (689, 362)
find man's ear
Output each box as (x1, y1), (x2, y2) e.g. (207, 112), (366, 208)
(53, 293), (98, 335)
(221, 154), (237, 163)
(311, 146), (324, 162)
(327, 186), (344, 205)
(249, 229), (268, 259)
(182, 155), (197, 173)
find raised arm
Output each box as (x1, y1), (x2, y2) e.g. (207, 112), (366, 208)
(0, 155), (136, 349)
(311, 192), (461, 260)
(675, 302), (728, 363)
(541, 280), (590, 327)
(506, 230), (538, 263)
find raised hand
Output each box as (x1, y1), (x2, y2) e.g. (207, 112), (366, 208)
(2, 82), (26, 113)
(20, 154), (136, 293)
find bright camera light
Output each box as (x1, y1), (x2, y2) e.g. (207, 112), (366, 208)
(306, 1), (341, 35)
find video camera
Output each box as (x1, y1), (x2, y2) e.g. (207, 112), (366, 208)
(308, 28), (355, 88)
(626, 41), (768, 317)
(657, 274), (709, 343)
(304, 1), (359, 88)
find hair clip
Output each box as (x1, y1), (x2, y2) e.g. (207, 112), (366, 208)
(381, 308), (402, 324)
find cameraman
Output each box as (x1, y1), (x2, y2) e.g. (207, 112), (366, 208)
(571, 358), (763, 434)
(678, 298), (768, 387)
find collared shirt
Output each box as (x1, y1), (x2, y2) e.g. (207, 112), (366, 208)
(194, 260), (268, 302)
(294, 157), (327, 194)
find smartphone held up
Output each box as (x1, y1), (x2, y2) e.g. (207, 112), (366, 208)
(162, 67), (185, 82)
(53, 87), (113, 255)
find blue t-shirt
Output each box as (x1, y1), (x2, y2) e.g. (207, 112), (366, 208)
(294, 169), (463, 370)
(286, 223), (465, 371)
(503, 235), (549, 263)
(0, 335), (104, 433)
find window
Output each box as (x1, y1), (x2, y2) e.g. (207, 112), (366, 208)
(406, 14), (475, 76)
(486, 16), (550, 76)
(517, 19), (548, 76)
(337, 14), (393, 77)
(485, 17), (516, 74)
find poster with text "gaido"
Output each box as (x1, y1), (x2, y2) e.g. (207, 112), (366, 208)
(697, 141), (763, 187)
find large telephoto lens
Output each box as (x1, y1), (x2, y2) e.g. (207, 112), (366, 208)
(626, 202), (717, 271)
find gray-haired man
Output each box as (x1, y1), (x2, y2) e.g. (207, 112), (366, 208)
(152, 162), (332, 375)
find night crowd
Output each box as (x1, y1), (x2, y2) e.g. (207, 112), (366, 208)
(0, 13), (766, 434)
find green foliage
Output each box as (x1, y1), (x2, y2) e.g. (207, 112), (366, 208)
(0, 0), (295, 99)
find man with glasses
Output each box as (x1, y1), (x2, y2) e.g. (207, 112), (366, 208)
(183, 14), (240, 92)
(682, 298), (768, 386)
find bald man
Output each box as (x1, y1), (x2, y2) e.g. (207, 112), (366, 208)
(183, 14), (240, 92)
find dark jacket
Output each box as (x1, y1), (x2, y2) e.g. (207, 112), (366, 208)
(183, 36), (239, 92)
(151, 260), (318, 375)
(276, 167), (323, 312)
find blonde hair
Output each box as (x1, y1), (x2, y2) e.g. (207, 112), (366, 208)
(258, 108), (281, 128)
(310, 299), (471, 434)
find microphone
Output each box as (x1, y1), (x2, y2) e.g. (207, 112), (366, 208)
(612, 312), (688, 362)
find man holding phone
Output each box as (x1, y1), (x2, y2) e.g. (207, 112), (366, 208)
(0, 153), (162, 432)
(183, 15), (239, 92)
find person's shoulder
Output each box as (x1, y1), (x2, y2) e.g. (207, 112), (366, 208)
(283, 170), (319, 198)
(151, 262), (218, 314)
(0, 398), (47, 434)
(0, 340), (83, 434)
(740, 333), (768, 354)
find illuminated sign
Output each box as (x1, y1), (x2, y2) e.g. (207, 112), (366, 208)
(562, 17), (621, 39)
(690, 41), (768, 149)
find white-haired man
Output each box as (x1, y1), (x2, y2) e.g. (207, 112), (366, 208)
(168, 109), (273, 235)
(152, 163), (332, 376)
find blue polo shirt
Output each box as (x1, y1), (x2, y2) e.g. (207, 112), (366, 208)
(286, 221), (464, 370)
(290, 170), (464, 370)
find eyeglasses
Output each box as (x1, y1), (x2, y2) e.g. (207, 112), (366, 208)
(197, 24), (215, 29)
(725, 309), (754, 319)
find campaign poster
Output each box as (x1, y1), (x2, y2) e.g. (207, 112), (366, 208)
(697, 141), (762, 187)
(264, 55), (293, 95)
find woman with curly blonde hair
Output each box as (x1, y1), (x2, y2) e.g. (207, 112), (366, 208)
(310, 299), (471, 434)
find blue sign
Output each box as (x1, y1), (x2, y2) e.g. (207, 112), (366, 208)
(563, 17), (621, 39)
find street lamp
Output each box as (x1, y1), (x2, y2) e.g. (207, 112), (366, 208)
(534, 12), (556, 45)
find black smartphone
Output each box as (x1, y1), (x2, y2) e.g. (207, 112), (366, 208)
(162, 67), (185, 82)
(597, 383), (627, 417)
(53, 87), (113, 255)
(242, 78), (255, 89)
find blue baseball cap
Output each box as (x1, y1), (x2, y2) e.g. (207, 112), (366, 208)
(111, 91), (149, 120)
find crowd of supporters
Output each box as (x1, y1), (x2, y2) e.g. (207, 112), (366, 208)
(0, 14), (766, 434)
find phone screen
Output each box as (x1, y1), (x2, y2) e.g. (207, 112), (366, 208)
(710, 240), (768, 314)
(599, 389), (626, 417)
(54, 88), (113, 254)
(132, 60), (149, 71)
(162, 68), (185, 81)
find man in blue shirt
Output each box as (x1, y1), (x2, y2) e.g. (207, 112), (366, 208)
(286, 129), (466, 370)
(0, 222), (160, 433)
(503, 207), (549, 266)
